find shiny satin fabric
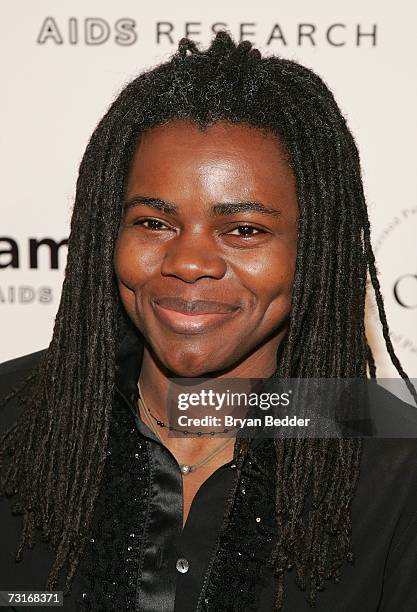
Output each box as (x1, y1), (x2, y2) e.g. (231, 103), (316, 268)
(115, 328), (238, 612)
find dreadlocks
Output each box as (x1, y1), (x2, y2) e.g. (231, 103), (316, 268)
(1, 30), (415, 610)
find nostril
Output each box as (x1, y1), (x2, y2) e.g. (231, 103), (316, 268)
(160, 250), (227, 283)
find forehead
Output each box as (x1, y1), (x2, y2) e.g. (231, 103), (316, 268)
(125, 119), (296, 206)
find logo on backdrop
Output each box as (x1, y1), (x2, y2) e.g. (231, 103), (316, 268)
(0, 236), (68, 305)
(370, 205), (417, 359)
(36, 17), (378, 48)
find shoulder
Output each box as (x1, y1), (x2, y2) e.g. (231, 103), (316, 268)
(353, 383), (417, 528)
(360, 381), (417, 481)
(367, 381), (417, 436)
(0, 349), (47, 396)
(0, 349), (47, 433)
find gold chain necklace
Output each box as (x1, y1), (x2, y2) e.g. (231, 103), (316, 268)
(137, 381), (234, 475)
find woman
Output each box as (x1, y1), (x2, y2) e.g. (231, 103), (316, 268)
(1, 31), (417, 611)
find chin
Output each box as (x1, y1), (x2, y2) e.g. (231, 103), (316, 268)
(159, 349), (232, 378)
(164, 358), (220, 378)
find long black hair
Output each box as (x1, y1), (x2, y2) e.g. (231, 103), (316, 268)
(1, 30), (415, 610)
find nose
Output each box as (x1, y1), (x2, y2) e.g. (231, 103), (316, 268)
(160, 231), (227, 283)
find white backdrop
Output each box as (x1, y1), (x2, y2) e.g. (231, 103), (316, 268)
(1, 0), (416, 377)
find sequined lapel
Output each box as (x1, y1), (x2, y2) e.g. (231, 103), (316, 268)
(75, 388), (152, 609)
(197, 438), (279, 611)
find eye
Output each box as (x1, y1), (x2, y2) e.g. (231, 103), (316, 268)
(132, 218), (169, 230)
(227, 225), (266, 237)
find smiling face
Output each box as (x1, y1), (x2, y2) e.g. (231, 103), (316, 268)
(114, 119), (299, 377)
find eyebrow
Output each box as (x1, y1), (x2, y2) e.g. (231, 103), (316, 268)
(123, 195), (282, 218)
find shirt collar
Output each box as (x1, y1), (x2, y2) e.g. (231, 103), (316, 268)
(114, 325), (164, 442)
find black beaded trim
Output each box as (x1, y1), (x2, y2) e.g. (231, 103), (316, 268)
(198, 439), (279, 611)
(75, 390), (151, 610)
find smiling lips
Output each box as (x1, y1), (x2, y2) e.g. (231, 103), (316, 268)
(152, 296), (240, 333)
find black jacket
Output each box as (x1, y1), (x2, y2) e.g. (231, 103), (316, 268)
(1, 338), (417, 612)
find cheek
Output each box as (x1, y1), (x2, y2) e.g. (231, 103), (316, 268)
(233, 242), (297, 309)
(114, 232), (159, 288)
(114, 236), (148, 331)
(113, 234), (145, 320)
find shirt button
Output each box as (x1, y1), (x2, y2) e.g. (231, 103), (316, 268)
(176, 558), (189, 573)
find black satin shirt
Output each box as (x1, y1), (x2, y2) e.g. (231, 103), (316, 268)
(111, 330), (274, 610)
(116, 384), (239, 612)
